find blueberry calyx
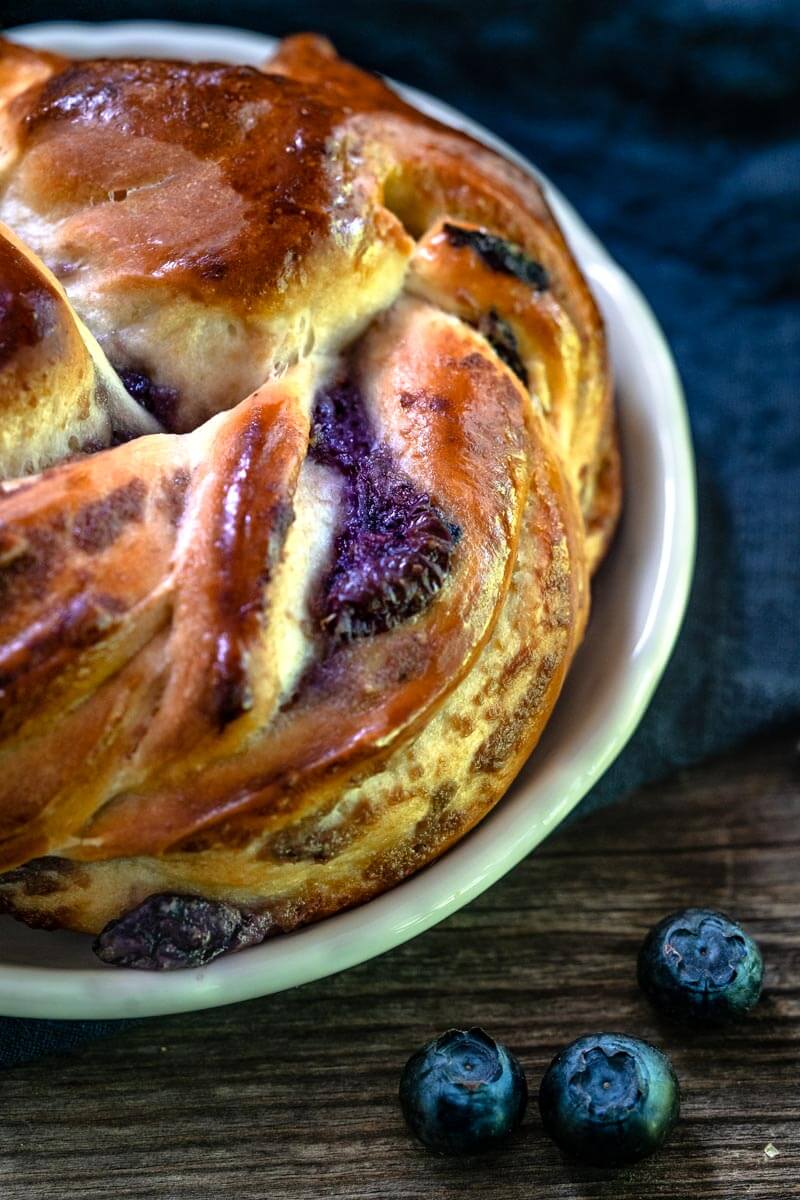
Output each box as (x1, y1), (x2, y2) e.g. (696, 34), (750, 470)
(570, 1045), (643, 1121)
(638, 907), (764, 1023)
(399, 1027), (527, 1155)
(539, 1033), (679, 1167)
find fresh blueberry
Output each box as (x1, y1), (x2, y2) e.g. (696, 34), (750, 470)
(399, 1027), (527, 1154)
(638, 908), (764, 1023)
(539, 1033), (679, 1167)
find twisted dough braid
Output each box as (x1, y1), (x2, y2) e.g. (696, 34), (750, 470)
(0, 35), (619, 966)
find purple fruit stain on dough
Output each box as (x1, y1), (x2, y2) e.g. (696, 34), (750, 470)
(310, 383), (460, 642)
(93, 893), (271, 969)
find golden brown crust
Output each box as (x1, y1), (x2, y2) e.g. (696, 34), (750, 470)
(0, 222), (160, 476)
(0, 33), (620, 951)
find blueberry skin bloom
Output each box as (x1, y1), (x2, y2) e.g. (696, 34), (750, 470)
(638, 908), (764, 1023)
(539, 1034), (679, 1167)
(399, 1028), (528, 1154)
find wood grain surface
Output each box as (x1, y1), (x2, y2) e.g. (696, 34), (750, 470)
(0, 735), (798, 1199)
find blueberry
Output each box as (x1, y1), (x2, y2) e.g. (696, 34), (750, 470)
(399, 1027), (527, 1154)
(638, 907), (764, 1023)
(539, 1033), (679, 1167)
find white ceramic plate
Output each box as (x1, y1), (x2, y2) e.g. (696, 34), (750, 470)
(0, 21), (695, 1019)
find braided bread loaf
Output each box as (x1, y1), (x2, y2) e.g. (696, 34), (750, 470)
(0, 34), (620, 968)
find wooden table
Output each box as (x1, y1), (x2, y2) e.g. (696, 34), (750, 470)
(1, 735), (797, 1199)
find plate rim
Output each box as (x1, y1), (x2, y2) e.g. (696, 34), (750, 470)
(0, 20), (696, 1019)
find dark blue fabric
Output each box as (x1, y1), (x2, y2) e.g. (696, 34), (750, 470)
(0, 0), (797, 1066)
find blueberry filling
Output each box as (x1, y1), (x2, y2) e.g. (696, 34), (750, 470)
(310, 383), (459, 642)
(476, 309), (528, 386)
(118, 367), (180, 430)
(308, 382), (372, 472)
(93, 893), (270, 970)
(443, 223), (550, 291)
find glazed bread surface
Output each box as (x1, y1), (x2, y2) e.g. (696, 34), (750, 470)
(0, 34), (620, 968)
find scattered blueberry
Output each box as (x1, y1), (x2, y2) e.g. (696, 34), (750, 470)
(638, 907), (764, 1023)
(539, 1033), (679, 1167)
(399, 1027), (528, 1154)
